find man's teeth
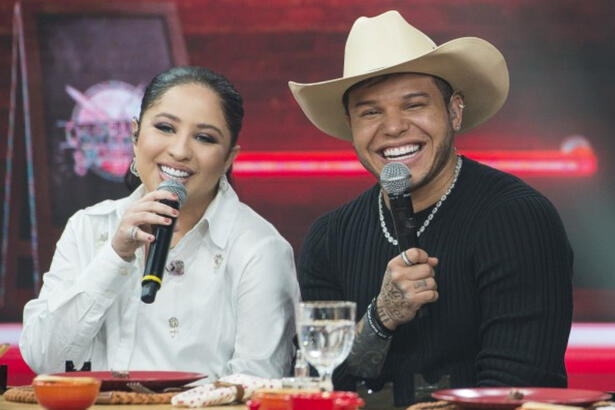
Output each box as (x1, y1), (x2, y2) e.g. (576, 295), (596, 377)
(161, 165), (190, 178)
(383, 144), (420, 159)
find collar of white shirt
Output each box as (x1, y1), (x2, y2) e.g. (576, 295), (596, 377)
(87, 182), (241, 250)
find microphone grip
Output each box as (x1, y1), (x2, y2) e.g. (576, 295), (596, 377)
(141, 199), (178, 304)
(391, 208), (418, 251)
(389, 192), (418, 251)
(389, 193), (427, 319)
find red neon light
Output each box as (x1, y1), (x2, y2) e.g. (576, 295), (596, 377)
(233, 146), (597, 177)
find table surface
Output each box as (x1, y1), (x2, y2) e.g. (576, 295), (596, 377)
(0, 396), (247, 409)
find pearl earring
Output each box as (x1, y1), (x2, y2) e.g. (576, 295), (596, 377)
(130, 158), (139, 177)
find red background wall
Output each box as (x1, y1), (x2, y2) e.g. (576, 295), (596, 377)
(0, 0), (614, 322)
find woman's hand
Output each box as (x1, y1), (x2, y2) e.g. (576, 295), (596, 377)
(375, 247), (439, 330)
(111, 189), (179, 261)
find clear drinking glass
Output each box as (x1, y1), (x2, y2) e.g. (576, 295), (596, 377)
(296, 300), (356, 391)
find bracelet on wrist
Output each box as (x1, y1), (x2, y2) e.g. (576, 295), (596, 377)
(367, 297), (394, 340)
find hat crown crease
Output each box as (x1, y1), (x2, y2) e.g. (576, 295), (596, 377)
(343, 11), (437, 78)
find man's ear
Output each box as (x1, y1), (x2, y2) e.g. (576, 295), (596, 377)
(346, 112), (355, 142)
(448, 94), (465, 131)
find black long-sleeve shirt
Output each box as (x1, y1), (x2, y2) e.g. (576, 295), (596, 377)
(298, 156), (573, 406)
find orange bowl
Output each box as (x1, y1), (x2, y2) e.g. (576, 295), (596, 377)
(32, 375), (101, 410)
(252, 388), (310, 410)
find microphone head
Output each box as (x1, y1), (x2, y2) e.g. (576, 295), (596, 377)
(380, 162), (411, 196)
(157, 180), (187, 208)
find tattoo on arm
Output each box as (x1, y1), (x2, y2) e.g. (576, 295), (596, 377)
(346, 313), (392, 378)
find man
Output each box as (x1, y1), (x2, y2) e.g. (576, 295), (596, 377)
(289, 10), (573, 407)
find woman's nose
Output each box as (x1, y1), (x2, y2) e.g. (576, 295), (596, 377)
(168, 134), (191, 160)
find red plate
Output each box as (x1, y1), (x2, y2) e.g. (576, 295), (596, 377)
(432, 387), (611, 409)
(49, 371), (206, 391)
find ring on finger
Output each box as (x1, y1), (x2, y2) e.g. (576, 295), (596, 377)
(129, 226), (139, 241)
(400, 251), (414, 267)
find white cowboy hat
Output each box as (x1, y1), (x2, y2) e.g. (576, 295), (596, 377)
(288, 10), (509, 141)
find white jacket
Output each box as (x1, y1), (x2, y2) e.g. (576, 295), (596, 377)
(20, 184), (299, 379)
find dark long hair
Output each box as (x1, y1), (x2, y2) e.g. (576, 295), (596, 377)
(125, 66), (244, 191)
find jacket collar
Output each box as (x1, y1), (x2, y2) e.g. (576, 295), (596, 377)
(199, 183), (239, 249)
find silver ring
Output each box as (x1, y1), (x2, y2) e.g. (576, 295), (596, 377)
(129, 226), (139, 241)
(400, 251), (414, 267)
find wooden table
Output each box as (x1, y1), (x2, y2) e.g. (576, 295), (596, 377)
(0, 396), (247, 409)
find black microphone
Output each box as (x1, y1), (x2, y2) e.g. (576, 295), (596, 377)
(379, 162), (418, 251)
(380, 162), (427, 319)
(141, 180), (187, 304)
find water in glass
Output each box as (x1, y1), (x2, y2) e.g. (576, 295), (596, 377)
(296, 301), (356, 391)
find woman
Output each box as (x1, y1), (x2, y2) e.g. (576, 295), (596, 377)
(20, 66), (299, 379)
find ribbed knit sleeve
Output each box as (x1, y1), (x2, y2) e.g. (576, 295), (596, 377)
(298, 213), (344, 301)
(473, 194), (573, 386)
(297, 187), (393, 392)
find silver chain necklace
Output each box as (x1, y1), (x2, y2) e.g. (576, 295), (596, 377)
(378, 156), (463, 246)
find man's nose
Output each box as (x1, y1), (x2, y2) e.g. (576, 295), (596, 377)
(382, 111), (409, 137)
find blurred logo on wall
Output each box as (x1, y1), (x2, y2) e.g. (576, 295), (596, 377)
(60, 81), (143, 182)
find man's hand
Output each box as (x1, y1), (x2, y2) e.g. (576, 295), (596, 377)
(376, 248), (439, 330)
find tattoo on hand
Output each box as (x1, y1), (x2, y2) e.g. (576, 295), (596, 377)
(378, 266), (415, 325)
(413, 279), (427, 290)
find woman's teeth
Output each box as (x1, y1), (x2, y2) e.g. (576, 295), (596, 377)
(383, 144), (420, 160)
(161, 165), (190, 179)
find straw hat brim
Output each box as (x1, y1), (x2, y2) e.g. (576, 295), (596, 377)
(288, 37), (509, 141)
